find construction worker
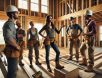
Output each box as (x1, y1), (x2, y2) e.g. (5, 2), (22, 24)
(39, 15), (64, 72)
(27, 21), (41, 68)
(3, 5), (20, 78)
(16, 21), (26, 66)
(66, 17), (82, 62)
(79, 10), (96, 72)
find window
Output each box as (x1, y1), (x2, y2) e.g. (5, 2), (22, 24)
(31, 0), (39, 12)
(41, 0), (48, 13)
(0, 20), (6, 44)
(18, 0), (28, 9)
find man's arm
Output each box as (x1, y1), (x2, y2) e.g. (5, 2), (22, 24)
(27, 29), (30, 41)
(4, 24), (20, 50)
(89, 21), (96, 35)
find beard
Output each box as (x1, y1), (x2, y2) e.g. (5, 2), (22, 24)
(14, 15), (18, 19)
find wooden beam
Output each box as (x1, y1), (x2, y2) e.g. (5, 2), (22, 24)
(58, 4), (102, 21)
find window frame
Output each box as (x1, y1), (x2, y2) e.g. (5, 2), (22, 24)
(41, 0), (49, 13)
(31, 0), (39, 12)
(18, 0), (28, 9)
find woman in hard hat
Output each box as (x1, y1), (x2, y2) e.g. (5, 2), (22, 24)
(79, 10), (96, 72)
(39, 15), (64, 72)
(3, 5), (20, 78)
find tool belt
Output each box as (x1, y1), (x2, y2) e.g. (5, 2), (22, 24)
(27, 39), (40, 48)
(68, 35), (78, 41)
(43, 38), (55, 45)
(83, 35), (94, 43)
(18, 41), (25, 48)
(3, 45), (20, 58)
(43, 38), (50, 45)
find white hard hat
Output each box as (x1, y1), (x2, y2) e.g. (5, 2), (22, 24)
(85, 10), (93, 16)
(6, 5), (18, 13)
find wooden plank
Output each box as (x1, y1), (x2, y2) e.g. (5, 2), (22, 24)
(0, 56), (7, 78)
(54, 64), (79, 78)
(0, 69), (4, 78)
(23, 57), (53, 78)
(16, 65), (29, 78)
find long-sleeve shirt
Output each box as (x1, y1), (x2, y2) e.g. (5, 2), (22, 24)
(85, 20), (96, 36)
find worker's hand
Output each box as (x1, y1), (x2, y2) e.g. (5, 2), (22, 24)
(61, 25), (66, 28)
(17, 34), (23, 38)
(45, 36), (50, 40)
(16, 46), (21, 51)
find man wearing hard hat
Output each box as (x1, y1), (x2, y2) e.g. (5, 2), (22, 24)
(66, 17), (82, 62)
(79, 10), (96, 72)
(3, 5), (20, 78)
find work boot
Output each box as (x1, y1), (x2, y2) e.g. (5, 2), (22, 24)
(55, 61), (64, 69)
(76, 58), (79, 62)
(47, 64), (52, 73)
(79, 58), (87, 66)
(85, 65), (93, 72)
(75, 55), (79, 62)
(19, 63), (24, 66)
(29, 60), (33, 68)
(19, 62), (24, 66)
(29, 64), (33, 68)
(35, 60), (41, 65)
(67, 56), (72, 60)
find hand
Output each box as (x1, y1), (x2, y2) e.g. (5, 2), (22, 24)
(82, 33), (87, 36)
(45, 36), (50, 40)
(17, 34), (23, 38)
(16, 46), (20, 51)
(61, 25), (65, 28)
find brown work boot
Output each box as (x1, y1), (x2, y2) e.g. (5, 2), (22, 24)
(35, 60), (41, 65)
(29, 64), (33, 68)
(76, 58), (79, 62)
(55, 61), (64, 69)
(67, 56), (72, 60)
(19, 62), (24, 66)
(79, 59), (87, 66)
(85, 65), (93, 72)
(47, 64), (52, 73)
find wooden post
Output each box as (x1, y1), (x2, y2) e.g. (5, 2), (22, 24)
(89, 0), (91, 8)
(64, 20), (66, 48)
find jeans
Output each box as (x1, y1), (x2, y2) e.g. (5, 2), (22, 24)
(45, 42), (60, 64)
(7, 58), (18, 78)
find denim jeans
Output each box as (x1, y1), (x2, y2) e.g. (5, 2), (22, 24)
(7, 58), (18, 78)
(45, 42), (60, 64)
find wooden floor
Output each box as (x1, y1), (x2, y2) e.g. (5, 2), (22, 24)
(0, 47), (102, 78)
